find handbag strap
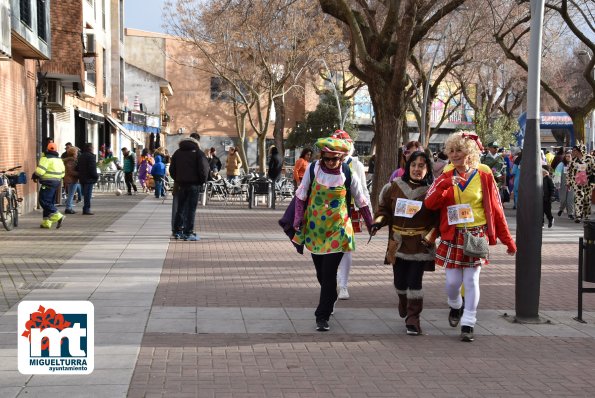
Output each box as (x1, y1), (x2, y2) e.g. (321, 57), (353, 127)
(454, 170), (469, 233)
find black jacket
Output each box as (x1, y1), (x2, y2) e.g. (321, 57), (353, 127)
(210, 155), (222, 171)
(543, 174), (555, 203)
(170, 138), (209, 185)
(268, 151), (283, 180)
(76, 151), (99, 184)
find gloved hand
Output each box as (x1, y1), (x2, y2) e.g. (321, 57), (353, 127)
(370, 223), (383, 236)
(359, 206), (374, 235)
(31, 173), (39, 182)
(293, 198), (306, 231)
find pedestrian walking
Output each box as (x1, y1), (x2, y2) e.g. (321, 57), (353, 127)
(331, 130), (371, 301)
(169, 137), (209, 241)
(424, 132), (516, 342)
(293, 148), (312, 187)
(480, 142), (506, 190)
(268, 146), (283, 206)
(292, 136), (373, 332)
(568, 144), (595, 223)
(62, 146), (80, 214)
(76, 143), (99, 215)
(225, 146), (242, 183)
(138, 148), (154, 193)
(542, 166), (555, 228)
(34, 142), (66, 229)
(371, 151), (439, 335)
(121, 147), (138, 195)
(389, 141), (423, 182)
(151, 155), (167, 198)
(512, 151), (522, 209)
(554, 150), (575, 219)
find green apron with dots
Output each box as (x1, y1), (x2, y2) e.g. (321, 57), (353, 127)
(293, 179), (355, 254)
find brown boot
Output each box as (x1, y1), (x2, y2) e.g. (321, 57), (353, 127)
(405, 297), (423, 335)
(396, 290), (407, 318)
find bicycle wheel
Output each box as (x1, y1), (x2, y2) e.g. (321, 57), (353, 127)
(0, 192), (15, 231)
(10, 191), (18, 227)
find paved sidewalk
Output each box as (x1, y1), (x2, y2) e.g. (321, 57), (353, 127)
(0, 196), (594, 397)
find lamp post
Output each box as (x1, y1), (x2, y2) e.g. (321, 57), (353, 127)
(515, 0), (545, 322)
(420, 26), (449, 148)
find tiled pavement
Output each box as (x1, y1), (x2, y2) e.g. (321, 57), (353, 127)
(1, 196), (595, 397)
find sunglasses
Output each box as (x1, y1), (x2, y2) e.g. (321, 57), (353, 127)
(322, 156), (342, 163)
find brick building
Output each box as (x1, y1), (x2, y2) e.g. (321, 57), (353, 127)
(125, 28), (308, 169)
(0, 0), (51, 212)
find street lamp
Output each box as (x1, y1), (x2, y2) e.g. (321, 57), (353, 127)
(515, 0), (545, 323)
(578, 50), (595, 152)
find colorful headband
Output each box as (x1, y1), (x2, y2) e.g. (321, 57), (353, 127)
(461, 133), (484, 151)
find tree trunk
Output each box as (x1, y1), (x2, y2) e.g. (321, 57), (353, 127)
(572, 113), (586, 144)
(234, 107), (250, 173)
(368, 83), (404, 209)
(273, 96), (285, 164)
(257, 133), (267, 174)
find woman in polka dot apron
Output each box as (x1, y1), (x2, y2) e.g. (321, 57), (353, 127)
(293, 137), (374, 332)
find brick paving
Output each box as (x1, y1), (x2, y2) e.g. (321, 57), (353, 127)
(130, 333), (595, 398)
(128, 201), (595, 398)
(0, 193), (143, 314)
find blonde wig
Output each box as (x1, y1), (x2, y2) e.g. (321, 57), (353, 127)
(444, 131), (482, 169)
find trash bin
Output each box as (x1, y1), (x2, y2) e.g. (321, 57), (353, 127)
(584, 221), (595, 283)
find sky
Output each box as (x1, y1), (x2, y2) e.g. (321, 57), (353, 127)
(125, 0), (166, 33)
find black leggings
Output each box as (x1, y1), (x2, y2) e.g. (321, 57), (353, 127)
(312, 252), (344, 321)
(125, 172), (137, 193)
(393, 258), (425, 292)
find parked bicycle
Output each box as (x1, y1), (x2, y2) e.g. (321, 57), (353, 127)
(0, 166), (26, 231)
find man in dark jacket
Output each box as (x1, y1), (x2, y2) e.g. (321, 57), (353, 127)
(268, 146), (283, 207)
(170, 137), (209, 241)
(76, 143), (99, 215)
(121, 147), (138, 195)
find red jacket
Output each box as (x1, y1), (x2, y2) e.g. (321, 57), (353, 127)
(424, 165), (516, 252)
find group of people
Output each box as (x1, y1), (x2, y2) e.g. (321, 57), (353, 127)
(290, 131), (517, 343)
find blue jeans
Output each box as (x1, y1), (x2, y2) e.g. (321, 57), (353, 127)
(81, 183), (94, 213)
(174, 184), (200, 234)
(39, 184), (58, 218)
(65, 182), (80, 211)
(154, 176), (166, 198)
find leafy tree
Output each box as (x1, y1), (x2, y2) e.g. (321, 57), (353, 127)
(287, 92), (357, 149)
(473, 104), (519, 148)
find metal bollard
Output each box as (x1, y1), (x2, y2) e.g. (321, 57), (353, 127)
(584, 221), (595, 283)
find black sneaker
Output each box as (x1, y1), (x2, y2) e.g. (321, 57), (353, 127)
(448, 307), (463, 327)
(548, 218), (554, 228)
(406, 325), (420, 336)
(316, 319), (330, 332)
(557, 210), (563, 217)
(461, 325), (474, 342)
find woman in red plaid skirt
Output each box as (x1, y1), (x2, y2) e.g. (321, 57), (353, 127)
(425, 132), (516, 342)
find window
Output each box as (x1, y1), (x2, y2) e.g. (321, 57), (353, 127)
(102, 0), (106, 30)
(210, 77), (249, 103)
(102, 48), (107, 97)
(20, 0), (31, 27)
(120, 57), (124, 103)
(119, 0), (124, 42)
(37, 0), (47, 41)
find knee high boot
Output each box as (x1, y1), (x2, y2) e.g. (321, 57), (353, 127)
(396, 289), (407, 318)
(406, 289), (424, 334)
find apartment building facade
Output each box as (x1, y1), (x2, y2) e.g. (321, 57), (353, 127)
(0, 0), (51, 212)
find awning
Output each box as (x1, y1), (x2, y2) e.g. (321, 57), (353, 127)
(123, 123), (161, 135)
(105, 115), (143, 146)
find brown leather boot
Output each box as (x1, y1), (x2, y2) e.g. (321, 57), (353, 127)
(397, 291), (407, 318)
(405, 298), (423, 335)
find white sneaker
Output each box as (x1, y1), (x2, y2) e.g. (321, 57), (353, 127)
(338, 287), (350, 300)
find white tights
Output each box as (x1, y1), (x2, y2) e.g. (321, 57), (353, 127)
(445, 267), (481, 327)
(337, 252), (352, 288)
